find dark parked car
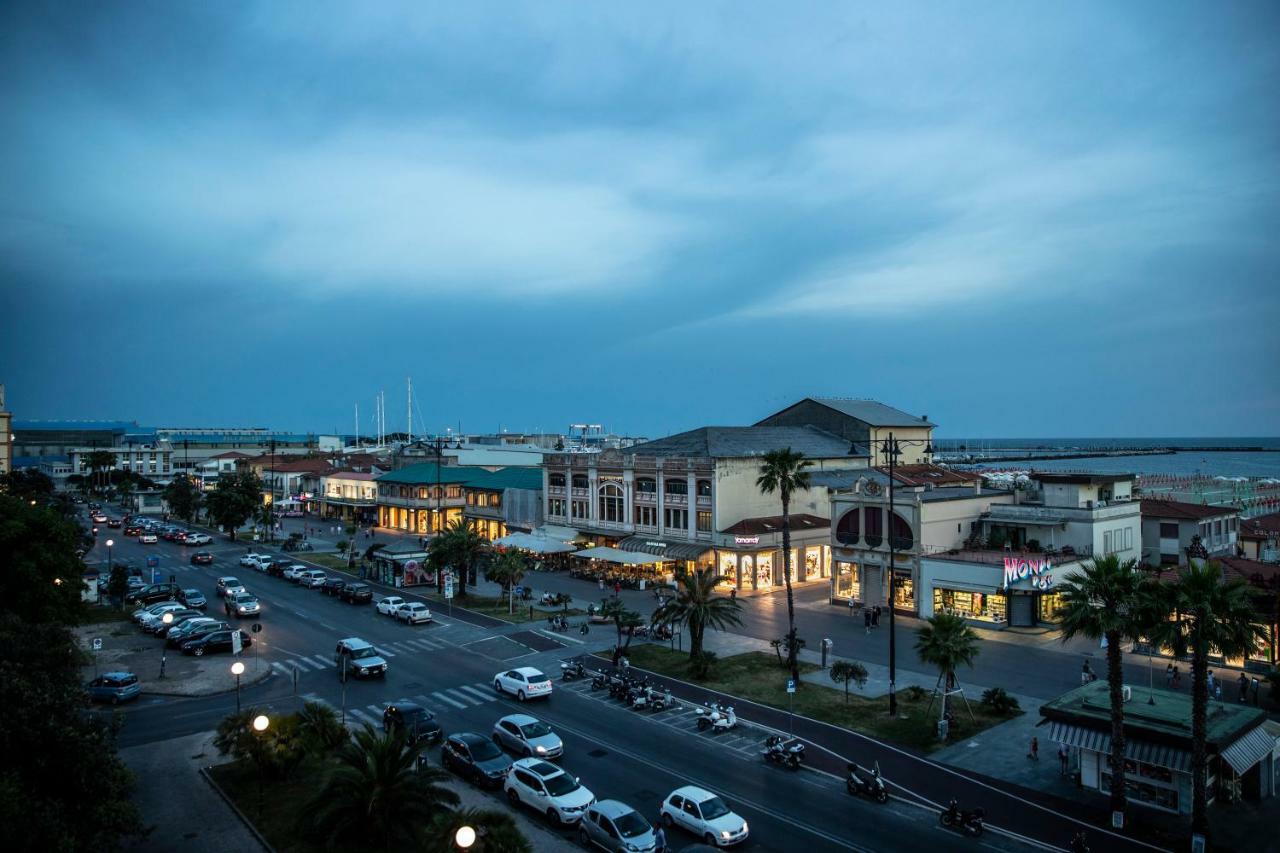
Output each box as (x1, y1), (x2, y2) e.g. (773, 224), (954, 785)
(181, 629), (252, 656)
(441, 732), (512, 787)
(87, 672), (141, 704)
(167, 619), (229, 647)
(190, 551), (214, 566)
(125, 582), (181, 606)
(383, 702), (442, 746)
(321, 577), (347, 596)
(266, 561), (286, 578)
(339, 582), (373, 604)
(151, 609), (204, 636)
(178, 588), (207, 610)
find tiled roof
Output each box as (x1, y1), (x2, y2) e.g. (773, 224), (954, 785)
(806, 398), (935, 428)
(1240, 512), (1280, 540)
(1140, 499), (1239, 521)
(323, 470), (377, 481)
(720, 513), (829, 535)
(1216, 556), (1280, 589)
(209, 451), (251, 460)
(874, 463), (979, 487)
(628, 426), (860, 460)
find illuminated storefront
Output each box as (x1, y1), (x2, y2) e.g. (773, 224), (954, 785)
(711, 522), (833, 593)
(918, 555), (1081, 628)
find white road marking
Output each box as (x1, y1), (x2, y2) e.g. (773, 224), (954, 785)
(310, 655), (331, 668)
(456, 685), (493, 702)
(373, 646), (396, 657)
(271, 662), (291, 676)
(433, 691), (468, 710)
(445, 688), (480, 707)
(365, 704), (383, 717)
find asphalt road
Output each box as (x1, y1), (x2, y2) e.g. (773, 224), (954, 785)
(89, 518), (1040, 853)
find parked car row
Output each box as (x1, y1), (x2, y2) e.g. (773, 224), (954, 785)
(128, 598), (253, 656)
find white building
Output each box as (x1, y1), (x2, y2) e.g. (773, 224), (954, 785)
(69, 442), (174, 484)
(1140, 499), (1240, 566)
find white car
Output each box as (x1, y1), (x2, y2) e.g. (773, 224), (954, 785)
(136, 602), (185, 628)
(504, 758), (595, 826)
(184, 533), (212, 546)
(248, 555), (274, 572)
(240, 553), (264, 568)
(283, 564), (309, 582)
(376, 596), (406, 616)
(299, 570), (327, 588)
(132, 600), (180, 623)
(493, 714), (563, 759)
(395, 602), (432, 624)
(494, 667), (553, 702)
(216, 576), (246, 598)
(138, 533), (158, 544)
(659, 786), (748, 848)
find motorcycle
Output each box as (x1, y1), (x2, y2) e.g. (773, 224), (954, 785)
(694, 700), (726, 728)
(560, 660), (586, 681)
(761, 735), (805, 769)
(630, 687), (651, 711)
(648, 688), (672, 712)
(939, 800), (985, 837)
(698, 706), (736, 733)
(845, 762), (889, 803)
(590, 671), (612, 691)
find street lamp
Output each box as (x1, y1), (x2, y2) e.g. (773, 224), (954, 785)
(159, 612), (174, 678)
(252, 714), (270, 817)
(106, 539), (114, 577)
(878, 433), (934, 718)
(455, 826), (477, 850)
(231, 661), (246, 713)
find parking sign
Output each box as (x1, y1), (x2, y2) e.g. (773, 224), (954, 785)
(91, 638), (103, 651)
(231, 630), (243, 656)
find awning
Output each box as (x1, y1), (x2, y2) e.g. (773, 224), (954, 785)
(617, 535), (709, 561)
(493, 533), (578, 554)
(538, 525), (585, 542)
(573, 546), (663, 566)
(1047, 721), (1193, 773)
(1219, 725), (1277, 775)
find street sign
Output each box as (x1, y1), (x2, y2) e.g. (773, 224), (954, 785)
(231, 630), (243, 656)
(251, 623), (263, 634)
(444, 577), (455, 600)
(146, 556), (159, 568)
(91, 638), (102, 651)
(786, 679), (796, 694)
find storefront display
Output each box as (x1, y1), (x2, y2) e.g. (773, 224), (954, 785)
(804, 547), (822, 580)
(892, 570), (914, 610)
(717, 554), (738, 590)
(1038, 591), (1065, 622)
(756, 553), (773, 589)
(933, 588), (1006, 624)
(834, 562), (860, 600)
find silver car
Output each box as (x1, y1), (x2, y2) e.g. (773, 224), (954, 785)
(493, 714), (564, 759)
(579, 800), (658, 852)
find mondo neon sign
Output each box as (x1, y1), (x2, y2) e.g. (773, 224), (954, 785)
(1003, 557), (1055, 591)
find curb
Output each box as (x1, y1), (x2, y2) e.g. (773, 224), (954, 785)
(199, 766), (277, 853)
(140, 656), (274, 698)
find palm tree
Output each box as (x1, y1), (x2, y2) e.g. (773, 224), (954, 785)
(653, 566), (743, 661)
(85, 449), (116, 494)
(914, 613), (980, 724)
(430, 520), (486, 599)
(602, 598), (644, 654)
(756, 448), (813, 687)
(1056, 554), (1146, 822)
(486, 549), (530, 613)
(425, 808), (532, 853)
(297, 700), (348, 754)
(307, 725), (460, 851)
(1145, 558), (1263, 837)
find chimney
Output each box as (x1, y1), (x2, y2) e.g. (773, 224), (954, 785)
(974, 481), (982, 496)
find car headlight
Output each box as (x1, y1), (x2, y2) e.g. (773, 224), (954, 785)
(358, 667), (369, 674)
(741, 821), (748, 833)
(535, 745), (546, 753)
(721, 831), (732, 840)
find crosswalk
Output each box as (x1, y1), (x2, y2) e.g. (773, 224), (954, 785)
(268, 636), (452, 677)
(300, 681), (502, 729)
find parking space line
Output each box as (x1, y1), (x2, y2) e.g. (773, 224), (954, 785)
(432, 691), (468, 710)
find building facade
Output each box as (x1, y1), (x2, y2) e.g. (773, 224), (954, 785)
(1240, 512), (1280, 563)
(320, 470), (379, 522)
(69, 442), (175, 484)
(755, 397), (935, 467)
(1140, 499), (1240, 566)
(376, 463), (543, 542)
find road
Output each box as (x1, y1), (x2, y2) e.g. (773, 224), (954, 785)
(90, 520), (1039, 853)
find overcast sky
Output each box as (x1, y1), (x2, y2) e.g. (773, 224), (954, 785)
(2, 2), (1277, 438)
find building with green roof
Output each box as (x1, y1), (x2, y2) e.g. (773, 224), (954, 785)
(1040, 680), (1276, 815)
(375, 463), (543, 544)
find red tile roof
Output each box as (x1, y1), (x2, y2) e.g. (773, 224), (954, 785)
(1217, 556), (1280, 590)
(1240, 512), (1280, 541)
(209, 450), (250, 460)
(1139, 499), (1239, 521)
(875, 463), (980, 487)
(721, 513), (829, 536)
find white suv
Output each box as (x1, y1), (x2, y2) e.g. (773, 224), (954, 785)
(504, 758), (594, 826)
(395, 602), (432, 624)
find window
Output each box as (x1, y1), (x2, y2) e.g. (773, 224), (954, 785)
(598, 483), (624, 522)
(1104, 531), (1114, 554)
(549, 472), (566, 488)
(664, 479), (688, 495)
(634, 505), (656, 528)
(664, 508), (687, 530)
(548, 499), (565, 517)
(417, 487), (429, 500)
(863, 508), (883, 548)
(697, 479), (712, 497)
(1124, 528), (1133, 550)
(635, 477), (656, 494)
(572, 474), (589, 490)
(571, 500), (589, 520)
(1159, 522), (1179, 539)
(1213, 520), (1223, 537)
(697, 511), (712, 532)
(889, 512), (914, 551)
(835, 510), (860, 545)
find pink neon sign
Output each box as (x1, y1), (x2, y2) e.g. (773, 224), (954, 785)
(1003, 557), (1054, 590)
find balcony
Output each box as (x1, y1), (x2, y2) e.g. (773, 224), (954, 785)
(548, 486), (566, 496)
(919, 543), (1095, 565)
(634, 492), (656, 504)
(696, 495), (712, 508)
(664, 493), (688, 506)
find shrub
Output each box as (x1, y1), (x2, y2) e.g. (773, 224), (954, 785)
(902, 685), (928, 702)
(690, 650), (718, 680)
(829, 660), (869, 703)
(980, 686), (1021, 714)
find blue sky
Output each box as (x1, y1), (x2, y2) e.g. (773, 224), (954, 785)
(2, 2), (1278, 438)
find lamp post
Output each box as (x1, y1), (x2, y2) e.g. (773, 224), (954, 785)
(106, 538), (115, 577)
(252, 714), (270, 818)
(232, 661), (245, 713)
(159, 612), (174, 678)
(879, 432), (934, 718)
(455, 825), (478, 850)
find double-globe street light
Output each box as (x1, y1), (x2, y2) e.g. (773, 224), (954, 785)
(878, 433), (934, 718)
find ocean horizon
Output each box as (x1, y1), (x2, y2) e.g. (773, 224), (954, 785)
(933, 437), (1280, 479)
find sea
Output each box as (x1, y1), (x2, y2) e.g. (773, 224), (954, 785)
(934, 437), (1280, 480)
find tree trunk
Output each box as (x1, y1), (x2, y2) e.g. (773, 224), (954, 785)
(1105, 628), (1128, 820)
(689, 619), (704, 659)
(781, 492), (800, 688)
(1191, 630), (1210, 836)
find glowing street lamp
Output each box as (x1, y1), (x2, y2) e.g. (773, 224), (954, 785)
(455, 826), (477, 850)
(231, 661), (246, 713)
(159, 612), (174, 678)
(252, 714), (270, 817)
(106, 539), (115, 578)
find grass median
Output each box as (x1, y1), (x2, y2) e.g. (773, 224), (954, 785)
(208, 759), (327, 853)
(619, 645), (1021, 754)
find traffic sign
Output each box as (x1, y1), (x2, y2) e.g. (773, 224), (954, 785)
(146, 556), (159, 568)
(444, 578), (455, 600)
(786, 679), (796, 694)
(231, 630), (243, 656)
(91, 638), (103, 651)
(251, 623), (263, 634)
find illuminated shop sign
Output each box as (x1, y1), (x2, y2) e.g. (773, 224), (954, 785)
(1003, 557), (1054, 590)
(734, 536), (760, 545)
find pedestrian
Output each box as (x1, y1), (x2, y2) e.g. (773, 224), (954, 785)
(654, 824), (667, 853)
(614, 580), (621, 598)
(1165, 662), (1174, 688)
(1239, 672), (1250, 703)
(598, 578), (604, 592)
(1173, 666), (1182, 689)
(1081, 660), (1094, 684)
(1214, 683), (1222, 701)
(848, 596), (856, 616)
(1058, 742), (1069, 776)
(872, 605), (881, 628)
(863, 609), (872, 635)
(1027, 736), (1039, 761)
(1251, 677), (1260, 706)
(580, 622), (589, 636)
(1207, 670), (1216, 696)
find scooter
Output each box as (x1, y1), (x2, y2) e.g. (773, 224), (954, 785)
(648, 688), (672, 712)
(630, 688), (650, 711)
(845, 762), (889, 803)
(761, 735), (804, 769)
(694, 700), (725, 728)
(560, 660), (586, 681)
(709, 706), (737, 733)
(939, 800), (984, 837)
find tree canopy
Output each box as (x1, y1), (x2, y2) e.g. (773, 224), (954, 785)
(162, 474), (203, 522)
(204, 470), (263, 539)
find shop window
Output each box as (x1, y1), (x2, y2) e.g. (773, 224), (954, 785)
(804, 548), (821, 579)
(697, 480), (712, 497)
(696, 511), (712, 532)
(549, 472), (566, 488)
(636, 477), (656, 494)
(892, 571), (914, 609)
(834, 562), (860, 600)
(934, 588), (1006, 623)
(864, 508), (883, 548)
(665, 479), (688, 495)
(598, 483), (624, 522)
(756, 554), (773, 589)
(1039, 592), (1065, 621)
(572, 474), (589, 490)
(717, 554), (737, 589)
(889, 512), (913, 551)
(835, 510), (860, 545)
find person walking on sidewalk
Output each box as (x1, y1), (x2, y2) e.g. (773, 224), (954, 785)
(1239, 672), (1250, 703)
(863, 609), (872, 635)
(872, 605), (881, 627)
(1027, 736), (1039, 761)
(1173, 665), (1182, 689)
(1165, 662), (1174, 688)
(1058, 742), (1069, 776)
(848, 596), (856, 616)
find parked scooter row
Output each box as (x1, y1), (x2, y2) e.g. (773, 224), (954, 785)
(694, 699), (738, 732)
(761, 735), (805, 769)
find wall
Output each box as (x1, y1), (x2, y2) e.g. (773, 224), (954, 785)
(867, 426), (933, 466)
(1076, 505), (1142, 562)
(715, 456), (863, 529)
(502, 487), (543, 532)
(918, 493), (1016, 551)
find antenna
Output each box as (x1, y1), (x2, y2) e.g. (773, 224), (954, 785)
(407, 377), (413, 444)
(355, 402), (360, 447)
